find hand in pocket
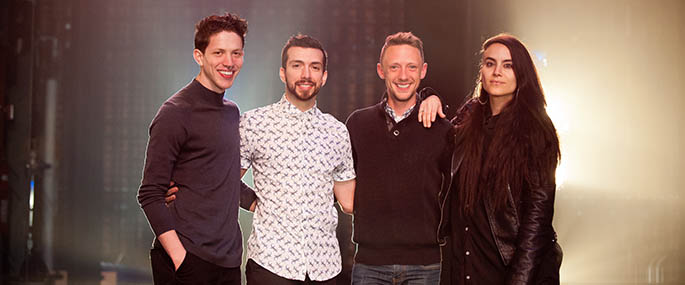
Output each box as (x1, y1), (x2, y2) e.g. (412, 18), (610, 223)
(175, 252), (198, 283)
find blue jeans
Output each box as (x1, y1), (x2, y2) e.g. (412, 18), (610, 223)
(351, 263), (441, 285)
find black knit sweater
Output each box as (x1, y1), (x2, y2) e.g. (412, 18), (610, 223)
(345, 100), (451, 265)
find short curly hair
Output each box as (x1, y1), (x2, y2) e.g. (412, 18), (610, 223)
(194, 12), (248, 53)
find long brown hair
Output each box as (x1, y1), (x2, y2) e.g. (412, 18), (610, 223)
(455, 34), (560, 215)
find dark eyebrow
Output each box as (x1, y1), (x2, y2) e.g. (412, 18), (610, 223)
(484, 57), (512, 63)
(289, 60), (323, 66)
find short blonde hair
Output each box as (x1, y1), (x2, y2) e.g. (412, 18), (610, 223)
(379, 32), (424, 63)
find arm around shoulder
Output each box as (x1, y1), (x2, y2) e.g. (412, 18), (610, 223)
(138, 103), (188, 236)
(334, 179), (355, 214)
(239, 168), (258, 211)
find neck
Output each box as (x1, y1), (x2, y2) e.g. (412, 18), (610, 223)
(284, 92), (316, 112)
(195, 73), (225, 94)
(489, 94), (513, 115)
(387, 93), (416, 115)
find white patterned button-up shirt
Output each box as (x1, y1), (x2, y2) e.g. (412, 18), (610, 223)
(239, 96), (356, 281)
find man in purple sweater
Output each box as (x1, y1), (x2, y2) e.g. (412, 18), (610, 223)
(137, 13), (248, 284)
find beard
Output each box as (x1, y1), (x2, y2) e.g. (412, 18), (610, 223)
(286, 79), (321, 102)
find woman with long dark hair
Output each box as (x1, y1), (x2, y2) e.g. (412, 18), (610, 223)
(440, 34), (562, 284)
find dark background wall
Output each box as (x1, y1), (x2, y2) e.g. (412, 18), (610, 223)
(1, 0), (684, 284)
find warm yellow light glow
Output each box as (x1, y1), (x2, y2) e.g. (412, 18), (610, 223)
(544, 84), (569, 189)
(508, 0), (685, 283)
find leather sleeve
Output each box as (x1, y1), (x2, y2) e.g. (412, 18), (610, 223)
(418, 86), (450, 115)
(506, 168), (557, 284)
(239, 181), (257, 210)
(437, 139), (455, 245)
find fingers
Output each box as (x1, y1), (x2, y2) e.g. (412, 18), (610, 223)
(165, 194), (176, 204)
(165, 181), (178, 206)
(418, 98), (442, 128)
(166, 186), (179, 196)
(422, 107), (432, 128)
(430, 103), (437, 122)
(418, 104), (424, 122)
(424, 100), (438, 128)
(165, 186), (179, 207)
(423, 105), (435, 125)
(438, 107), (446, 119)
(428, 95), (444, 121)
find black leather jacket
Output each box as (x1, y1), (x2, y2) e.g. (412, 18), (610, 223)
(438, 124), (561, 285)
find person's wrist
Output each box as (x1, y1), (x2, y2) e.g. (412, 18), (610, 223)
(171, 249), (187, 270)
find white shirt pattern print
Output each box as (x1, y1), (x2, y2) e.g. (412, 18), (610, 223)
(240, 95), (356, 281)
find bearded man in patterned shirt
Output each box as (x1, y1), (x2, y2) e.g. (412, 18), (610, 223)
(238, 34), (356, 284)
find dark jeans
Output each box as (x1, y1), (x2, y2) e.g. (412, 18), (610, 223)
(351, 263), (441, 285)
(150, 248), (240, 285)
(246, 259), (336, 285)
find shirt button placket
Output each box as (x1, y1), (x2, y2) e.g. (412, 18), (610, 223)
(295, 114), (307, 280)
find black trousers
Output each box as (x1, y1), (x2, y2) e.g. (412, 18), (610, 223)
(150, 248), (241, 285)
(246, 259), (336, 285)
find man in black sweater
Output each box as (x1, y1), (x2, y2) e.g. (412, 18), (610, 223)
(137, 13), (248, 284)
(345, 32), (451, 284)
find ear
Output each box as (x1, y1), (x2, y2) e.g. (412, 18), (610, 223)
(420, 62), (428, 79)
(279, 67), (286, 84)
(321, 70), (328, 87)
(376, 63), (385, 79)
(193, 49), (204, 67)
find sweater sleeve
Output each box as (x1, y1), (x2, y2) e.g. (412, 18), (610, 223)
(344, 111), (359, 171)
(137, 102), (187, 236)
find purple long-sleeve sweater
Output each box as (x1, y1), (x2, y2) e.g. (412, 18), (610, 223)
(137, 79), (242, 268)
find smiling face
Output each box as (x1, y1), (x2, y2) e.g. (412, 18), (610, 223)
(280, 46), (328, 103)
(193, 30), (244, 93)
(481, 43), (517, 99)
(377, 44), (427, 105)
